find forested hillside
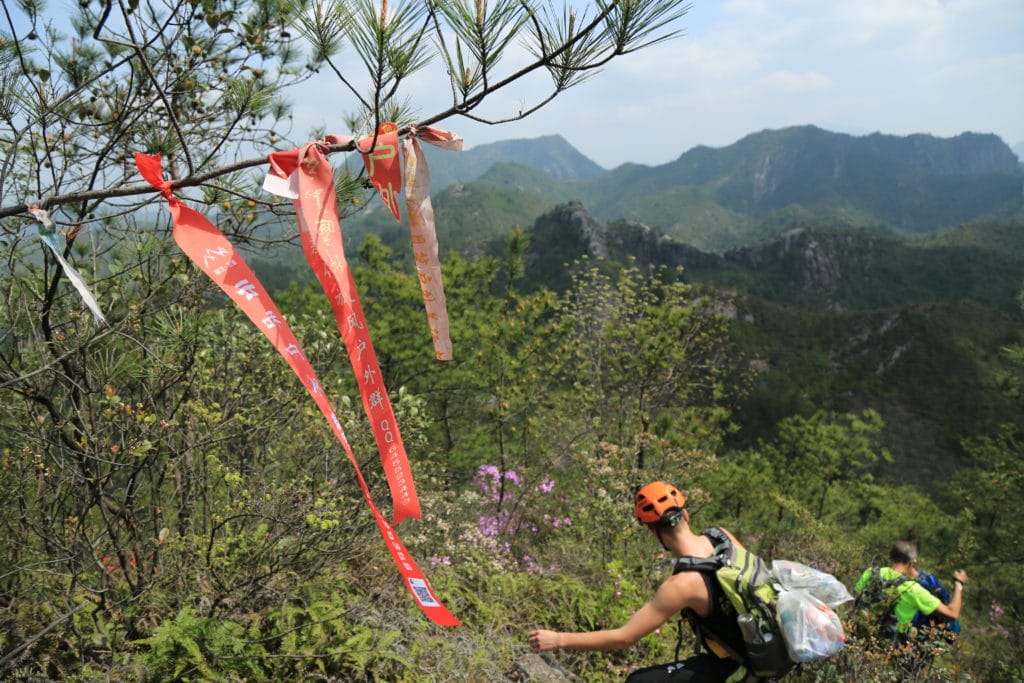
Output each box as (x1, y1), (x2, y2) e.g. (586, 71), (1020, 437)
(5, 192), (1024, 683)
(519, 203), (1024, 489)
(206, 187), (1024, 681)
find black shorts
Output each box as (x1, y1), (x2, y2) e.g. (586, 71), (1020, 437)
(624, 654), (742, 682)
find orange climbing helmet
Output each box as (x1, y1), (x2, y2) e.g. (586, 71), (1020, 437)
(634, 481), (687, 525)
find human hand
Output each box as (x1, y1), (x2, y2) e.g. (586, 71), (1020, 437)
(528, 629), (560, 652)
(953, 570), (968, 585)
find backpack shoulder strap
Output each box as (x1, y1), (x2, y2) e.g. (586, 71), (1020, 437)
(882, 570), (909, 590)
(673, 529), (755, 668)
(916, 572), (940, 592)
(869, 566), (909, 587)
(672, 527), (732, 575)
(704, 527), (733, 555)
(856, 567), (909, 606)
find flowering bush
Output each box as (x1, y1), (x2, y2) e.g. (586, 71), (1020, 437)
(467, 464), (570, 573)
(401, 463), (576, 575)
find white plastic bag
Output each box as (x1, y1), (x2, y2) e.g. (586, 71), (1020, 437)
(776, 589), (845, 662)
(772, 559), (854, 608)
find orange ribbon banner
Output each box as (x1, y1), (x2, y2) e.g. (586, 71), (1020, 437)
(135, 152), (459, 626)
(359, 122), (403, 222)
(402, 126), (463, 361)
(267, 137), (420, 524)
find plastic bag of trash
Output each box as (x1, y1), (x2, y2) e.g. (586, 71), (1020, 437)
(776, 589), (846, 662)
(772, 559), (854, 608)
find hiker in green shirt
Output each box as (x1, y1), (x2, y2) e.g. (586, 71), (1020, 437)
(854, 541), (968, 679)
(854, 540), (968, 634)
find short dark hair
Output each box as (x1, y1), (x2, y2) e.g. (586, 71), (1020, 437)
(890, 540), (918, 564)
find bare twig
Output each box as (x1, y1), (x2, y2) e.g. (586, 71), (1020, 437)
(0, 600), (92, 674)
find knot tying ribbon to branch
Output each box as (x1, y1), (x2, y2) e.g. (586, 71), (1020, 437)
(409, 125), (464, 152)
(26, 203), (54, 232)
(134, 153), (176, 202)
(318, 134), (352, 154)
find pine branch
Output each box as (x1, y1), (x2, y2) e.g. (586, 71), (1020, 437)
(0, 0), (690, 222)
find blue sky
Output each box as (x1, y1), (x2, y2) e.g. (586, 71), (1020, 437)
(295, 0), (1024, 169)
(20, 1), (1019, 170)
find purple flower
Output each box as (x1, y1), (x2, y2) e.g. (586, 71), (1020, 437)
(478, 515), (499, 537)
(476, 464), (500, 479)
(990, 600), (1004, 620)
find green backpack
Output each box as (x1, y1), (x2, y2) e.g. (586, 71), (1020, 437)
(852, 567), (909, 643)
(673, 527), (794, 679)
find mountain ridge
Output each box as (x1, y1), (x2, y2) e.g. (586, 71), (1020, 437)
(400, 125), (1024, 253)
(523, 201), (1024, 314)
(422, 133), (606, 191)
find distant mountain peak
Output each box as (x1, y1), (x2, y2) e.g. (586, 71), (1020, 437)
(422, 133), (606, 191)
(1013, 140), (1024, 163)
(466, 133), (572, 150)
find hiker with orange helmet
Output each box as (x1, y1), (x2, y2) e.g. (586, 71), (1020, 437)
(528, 481), (755, 682)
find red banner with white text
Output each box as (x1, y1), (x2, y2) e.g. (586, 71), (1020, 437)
(135, 152), (459, 626)
(267, 138), (420, 524)
(359, 122), (403, 221)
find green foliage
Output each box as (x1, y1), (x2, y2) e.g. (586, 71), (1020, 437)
(761, 409), (891, 521)
(555, 258), (743, 468)
(723, 290), (1024, 492)
(138, 606), (260, 681)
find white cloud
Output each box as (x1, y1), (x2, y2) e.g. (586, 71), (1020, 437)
(759, 70), (831, 94)
(283, 0), (1024, 166)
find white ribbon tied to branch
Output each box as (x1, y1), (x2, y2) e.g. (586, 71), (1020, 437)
(27, 205), (107, 325)
(402, 126), (463, 361)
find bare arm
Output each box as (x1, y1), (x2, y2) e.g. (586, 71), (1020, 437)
(931, 570), (968, 620)
(529, 572), (701, 652)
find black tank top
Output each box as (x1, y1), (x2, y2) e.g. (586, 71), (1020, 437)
(678, 529), (746, 658)
(692, 569), (746, 655)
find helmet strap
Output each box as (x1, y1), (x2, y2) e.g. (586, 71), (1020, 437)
(651, 510), (683, 551)
(658, 508), (685, 530)
(654, 527), (671, 552)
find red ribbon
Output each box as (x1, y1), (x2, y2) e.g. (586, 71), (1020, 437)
(359, 123), (403, 222)
(135, 153), (175, 200)
(135, 152), (459, 626)
(269, 139), (421, 524)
